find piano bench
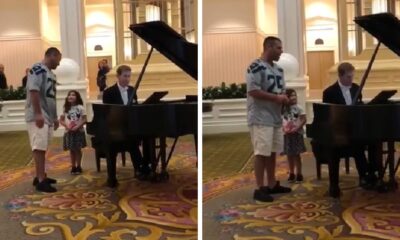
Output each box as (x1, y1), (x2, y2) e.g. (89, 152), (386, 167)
(311, 140), (351, 180)
(91, 137), (126, 172)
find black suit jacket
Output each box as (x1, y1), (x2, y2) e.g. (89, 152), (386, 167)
(102, 83), (138, 105)
(322, 81), (362, 104)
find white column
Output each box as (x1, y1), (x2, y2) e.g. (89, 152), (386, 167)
(277, 0), (306, 77)
(277, 0), (308, 114)
(56, 0), (88, 136)
(59, 0), (87, 81)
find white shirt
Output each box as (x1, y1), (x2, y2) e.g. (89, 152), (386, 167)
(117, 83), (128, 105)
(338, 80), (352, 105)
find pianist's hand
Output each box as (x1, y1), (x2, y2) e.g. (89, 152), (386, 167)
(34, 114), (44, 128)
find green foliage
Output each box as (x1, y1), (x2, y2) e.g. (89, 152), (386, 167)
(202, 82), (247, 100)
(0, 86), (26, 101)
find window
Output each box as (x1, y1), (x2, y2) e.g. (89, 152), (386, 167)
(115, 0), (192, 62)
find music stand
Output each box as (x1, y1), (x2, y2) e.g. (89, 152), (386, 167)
(368, 90), (397, 104)
(142, 91), (168, 104)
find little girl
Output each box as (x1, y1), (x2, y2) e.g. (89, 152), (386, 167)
(59, 90), (87, 175)
(282, 88), (306, 183)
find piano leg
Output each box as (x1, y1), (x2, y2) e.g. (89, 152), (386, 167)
(144, 138), (159, 182)
(328, 153), (341, 198)
(159, 137), (169, 181)
(387, 141), (398, 190)
(106, 146), (118, 188)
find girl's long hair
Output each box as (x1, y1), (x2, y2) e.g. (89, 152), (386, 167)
(64, 90), (84, 113)
(282, 88), (296, 114)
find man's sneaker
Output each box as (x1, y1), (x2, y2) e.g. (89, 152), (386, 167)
(288, 173), (296, 183)
(266, 181), (292, 194)
(75, 166), (82, 174)
(253, 189), (273, 202)
(71, 167), (77, 175)
(36, 180), (57, 193)
(32, 177), (57, 186)
(295, 174), (304, 183)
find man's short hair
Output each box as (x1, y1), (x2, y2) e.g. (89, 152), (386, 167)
(337, 62), (355, 77)
(45, 47), (61, 57)
(263, 36), (281, 50)
(116, 65), (131, 76)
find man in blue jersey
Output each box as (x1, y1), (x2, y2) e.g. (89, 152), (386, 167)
(25, 47), (62, 193)
(246, 36), (292, 202)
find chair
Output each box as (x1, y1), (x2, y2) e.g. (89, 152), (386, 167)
(91, 137), (126, 172)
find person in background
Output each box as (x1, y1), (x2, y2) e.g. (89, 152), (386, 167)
(96, 59), (110, 93)
(0, 64), (8, 89)
(22, 68), (31, 88)
(282, 88), (306, 183)
(25, 47), (62, 193)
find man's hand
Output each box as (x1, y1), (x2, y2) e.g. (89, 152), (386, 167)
(35, 114), (44, 128)
(53, 120), (59, 131)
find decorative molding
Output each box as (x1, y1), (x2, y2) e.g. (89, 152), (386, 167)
(0, 35), (41, 41)
(203, 26), (256, 34)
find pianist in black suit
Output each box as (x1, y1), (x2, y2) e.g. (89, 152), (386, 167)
(321, 62), (373, 195)
(102, 65), (149, 187)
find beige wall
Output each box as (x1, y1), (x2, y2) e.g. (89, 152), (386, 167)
(203, 0), (256, 32)
(0, 0), (44, 88)
(203, 0), (259, 87)
(85, 4), (116, 66)
(0, 0), (41, 37)
(304, 0), (339, 61)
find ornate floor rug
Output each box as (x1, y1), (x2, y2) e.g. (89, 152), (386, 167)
(2, 140), (197, 240)
(203, 153), (400, 240)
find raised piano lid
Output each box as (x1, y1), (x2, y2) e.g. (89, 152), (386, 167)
(129, 21), (197, 80)
(355, 13), (400, 57)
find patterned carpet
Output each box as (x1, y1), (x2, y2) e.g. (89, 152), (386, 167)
(1, 138), (197, 240)
(203, 152), (400, 240)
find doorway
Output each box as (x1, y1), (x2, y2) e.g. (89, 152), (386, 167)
(307, 50), (334, 90)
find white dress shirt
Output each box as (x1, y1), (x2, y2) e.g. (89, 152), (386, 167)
(117, 83), (129, 105)
(338, 81), (352, 105)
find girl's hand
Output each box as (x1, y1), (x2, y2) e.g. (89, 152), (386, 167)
(71, 126), (79, 131)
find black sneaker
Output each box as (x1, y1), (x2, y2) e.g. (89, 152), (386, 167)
(36, 180), (57, 193)
(266, 181), (292, 194)
(253, 189), (273, 202)
(288, 173), (295, 183)
(71, 167), (77, 175)
(32, 177), (57, 186)
(296, 174), (304, 183)
(75, 166), (82, 174)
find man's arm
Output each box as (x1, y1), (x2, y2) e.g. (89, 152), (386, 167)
(30, 90), (44, 128)
(248, 89), (289, 104)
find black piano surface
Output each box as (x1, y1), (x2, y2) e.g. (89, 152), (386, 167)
(307, 13), (400, 197)
(87, 21), (197, 181)
(130, 21), (197, 80)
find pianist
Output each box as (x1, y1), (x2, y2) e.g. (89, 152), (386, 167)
(322, 62), (375, 193)
(102, 65), (149, 187)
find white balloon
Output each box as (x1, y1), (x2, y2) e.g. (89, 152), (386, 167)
(276, 53), (299, 80)
(53, 58), (80, 83)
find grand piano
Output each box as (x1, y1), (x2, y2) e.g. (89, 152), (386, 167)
(307, 13), (400, 198)
(87, 21), (197, 184)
